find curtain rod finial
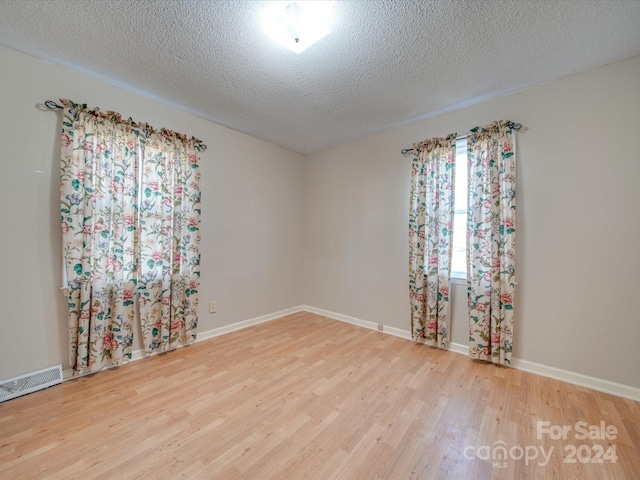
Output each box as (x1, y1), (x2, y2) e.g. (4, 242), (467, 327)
(44, 100), (63, 110)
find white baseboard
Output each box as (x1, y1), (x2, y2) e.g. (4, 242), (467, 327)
(509, 358), (640, 403)
(302, 304), (462, 349)
(301, 305), (640, 403)
(62, 304), (640, 402)
(302, 305), (392, 335)
(447, 342), (469, 355)
(63, 305), (305, 380)
(196, 305), (304, 341)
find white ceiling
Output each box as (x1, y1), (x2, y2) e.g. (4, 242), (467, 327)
(1, 0), (639, 155)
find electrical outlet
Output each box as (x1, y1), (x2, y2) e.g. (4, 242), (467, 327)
(209, 301), (217, 314)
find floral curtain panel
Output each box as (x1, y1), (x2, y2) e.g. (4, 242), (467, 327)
(409, 134), (457, 347)
(466, 121), (517, 365)
(138, 134), (201, 353)
(59, 99), (204, 374)
(60, 102), (140, 374)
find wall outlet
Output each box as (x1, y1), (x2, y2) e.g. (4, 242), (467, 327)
(209, 301), (217, 314)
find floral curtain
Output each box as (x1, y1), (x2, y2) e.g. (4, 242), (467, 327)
(60, 101), (139, 374)
(138, 133), (201, 353)
(466, 121), (517, 365)
(409, 134), (457, 347)
(60, 99), (204, 374)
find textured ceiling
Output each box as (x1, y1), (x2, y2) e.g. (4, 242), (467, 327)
(1, 0), (640, 154)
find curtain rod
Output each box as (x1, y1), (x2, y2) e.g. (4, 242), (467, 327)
(44, 99), (207, 151)
(401, 121), (523, 155)
(45, 100), (63, 110)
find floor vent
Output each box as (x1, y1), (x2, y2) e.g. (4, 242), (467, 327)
(0, 365), (63, 403)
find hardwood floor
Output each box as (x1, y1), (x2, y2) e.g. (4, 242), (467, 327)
(1, 312), (638, 479)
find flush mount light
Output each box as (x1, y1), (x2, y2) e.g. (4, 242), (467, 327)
(262, 1), (334, 54)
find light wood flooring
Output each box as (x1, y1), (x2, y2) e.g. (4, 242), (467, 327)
(1, 312), (639, 479)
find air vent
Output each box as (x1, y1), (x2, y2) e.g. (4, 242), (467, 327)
(0, 365), (63, 403)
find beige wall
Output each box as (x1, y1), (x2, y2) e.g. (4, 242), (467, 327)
(2, 42), (639, 391)
(0, 45), (305, 379)
(304, 55), (640, 388)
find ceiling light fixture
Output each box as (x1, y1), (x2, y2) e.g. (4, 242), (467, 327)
(262, 1), (334, 54)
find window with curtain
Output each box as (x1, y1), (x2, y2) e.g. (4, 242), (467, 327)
(450, 137), (467, 279)
(408, 121), (518, 366)
(59, 99), (205, 375)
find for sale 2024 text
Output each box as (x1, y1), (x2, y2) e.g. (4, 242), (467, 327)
(537, 420), (618, 464)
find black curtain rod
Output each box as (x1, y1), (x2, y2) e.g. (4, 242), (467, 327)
(401, 122), (523, 155)
(45, 100), (63, 110)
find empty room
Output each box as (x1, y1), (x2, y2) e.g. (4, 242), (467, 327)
(0, 1), (639, 478)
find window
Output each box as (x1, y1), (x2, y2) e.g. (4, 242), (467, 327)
(451, 137), (467, 279)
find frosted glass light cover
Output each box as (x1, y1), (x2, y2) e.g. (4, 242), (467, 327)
(262, 1), (334, 54)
